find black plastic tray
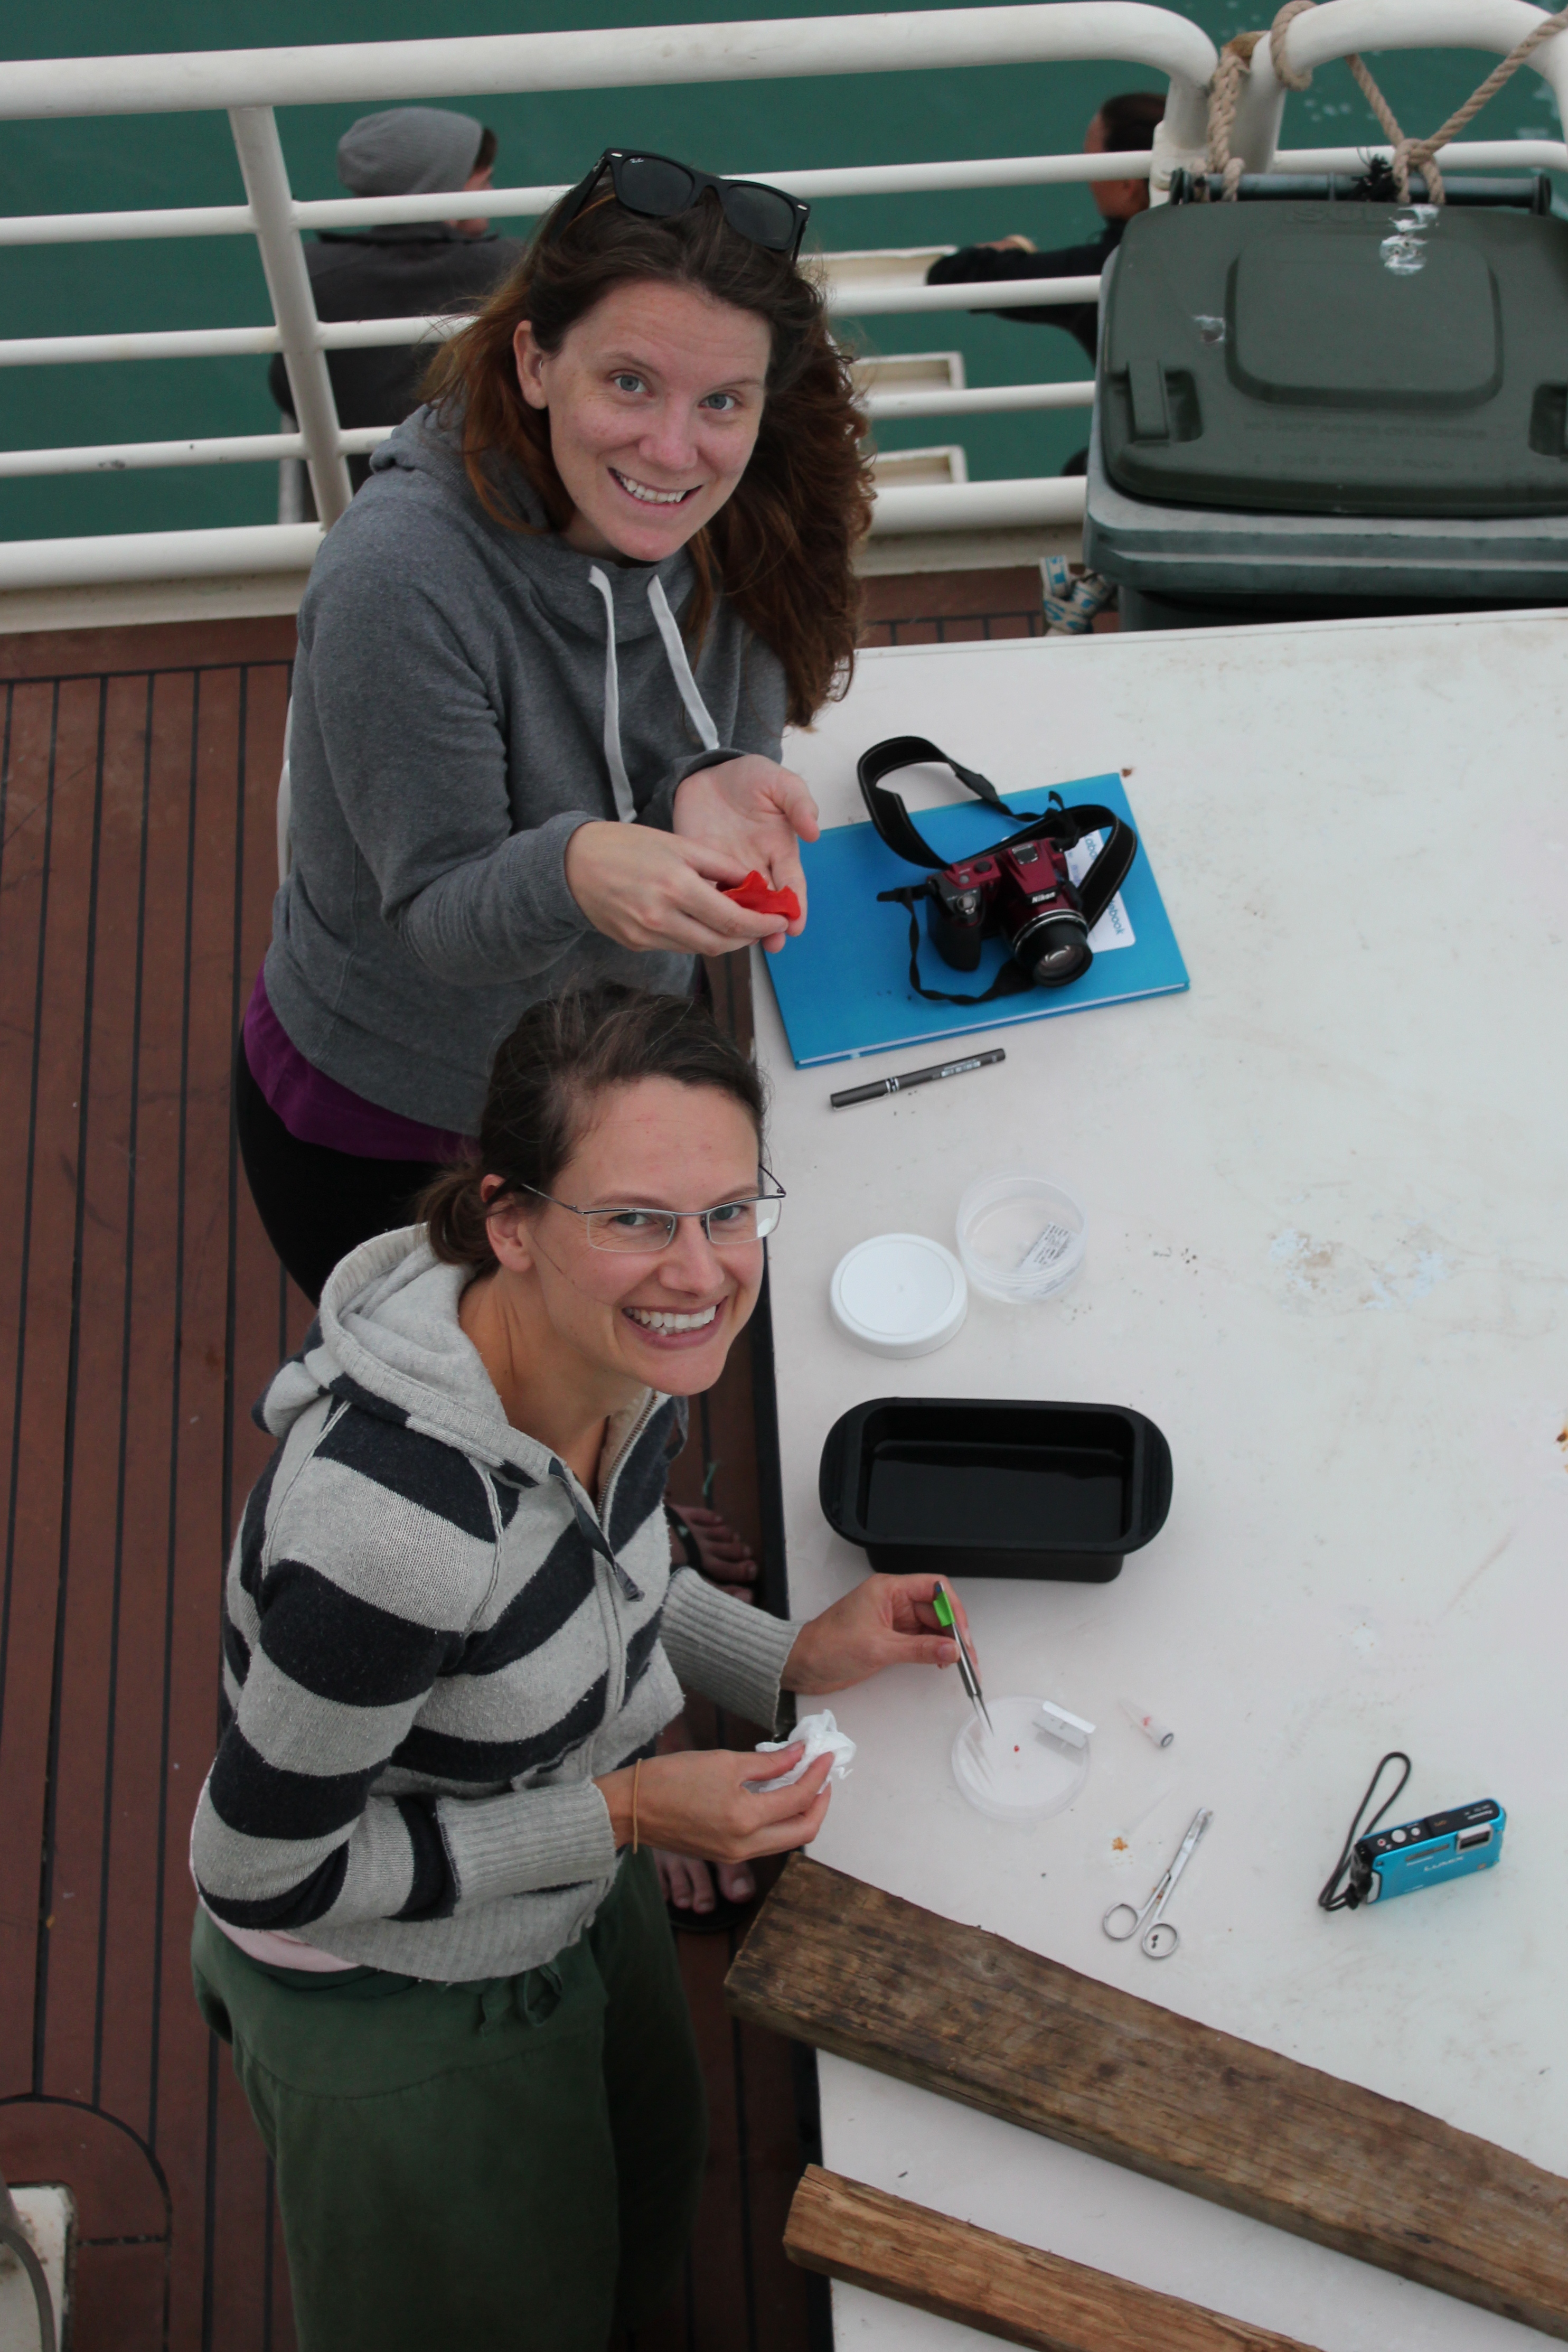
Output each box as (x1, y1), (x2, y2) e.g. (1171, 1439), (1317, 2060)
(819, 1397), (1172, 1582)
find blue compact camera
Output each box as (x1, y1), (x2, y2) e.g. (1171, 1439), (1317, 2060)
(1346, 1798), (1505, 1907)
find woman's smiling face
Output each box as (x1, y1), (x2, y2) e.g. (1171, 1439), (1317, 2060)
(513, 278), (771, 562)
(494, 1075), (767, 1401)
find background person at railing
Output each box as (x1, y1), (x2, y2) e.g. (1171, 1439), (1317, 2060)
(268, 107), (526, 499)
(925, 89), (1165, 373)
(237, 156), (869, 1315)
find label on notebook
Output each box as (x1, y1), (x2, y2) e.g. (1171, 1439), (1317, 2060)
(1067, 830), (1135, 952)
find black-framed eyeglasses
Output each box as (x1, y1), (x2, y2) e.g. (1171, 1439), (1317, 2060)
(517, 1174), (786, 1254)
(548, 148), (810, 263)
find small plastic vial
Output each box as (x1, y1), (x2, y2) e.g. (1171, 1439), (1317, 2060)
(1120, 1697), (1175, 1749)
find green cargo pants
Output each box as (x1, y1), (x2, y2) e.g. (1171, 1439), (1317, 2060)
(191, 1851), (706, 2352)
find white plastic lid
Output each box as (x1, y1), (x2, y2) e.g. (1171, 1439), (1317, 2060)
(829, 1231), (968, 1358)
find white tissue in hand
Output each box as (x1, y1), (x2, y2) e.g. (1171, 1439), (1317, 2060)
(748, 1709), (856, 1791)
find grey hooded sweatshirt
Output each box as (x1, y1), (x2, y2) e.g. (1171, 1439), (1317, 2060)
(264, 405), (789, 1136)
(190, 1225), (799, 1981)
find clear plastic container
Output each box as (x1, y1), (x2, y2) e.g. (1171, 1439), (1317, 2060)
(951, 1694), (1092, 1823)
(956, 1173), (1086, 1304)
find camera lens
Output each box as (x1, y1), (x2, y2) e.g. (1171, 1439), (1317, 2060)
(1010, 909), (1091, 988)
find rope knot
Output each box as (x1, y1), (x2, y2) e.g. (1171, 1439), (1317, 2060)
(1206, 0), (1568, 210)
(1270, 0), (1317, 92)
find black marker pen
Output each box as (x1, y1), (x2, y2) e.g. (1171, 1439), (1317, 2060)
(830, 1047), (1006, 1109)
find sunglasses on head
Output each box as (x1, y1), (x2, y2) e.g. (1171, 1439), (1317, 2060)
(548, 148), (810, 263)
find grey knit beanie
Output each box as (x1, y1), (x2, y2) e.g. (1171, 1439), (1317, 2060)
(336, 107), (486, 197)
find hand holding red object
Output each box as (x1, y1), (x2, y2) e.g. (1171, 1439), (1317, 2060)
(671, 753), (816, 950)
(721, 872), (802, 922)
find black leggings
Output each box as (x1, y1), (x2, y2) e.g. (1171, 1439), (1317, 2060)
(233, 1040), (446, 1307)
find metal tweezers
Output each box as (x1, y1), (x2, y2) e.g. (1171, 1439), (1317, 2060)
(934, 1581), (993, 1735)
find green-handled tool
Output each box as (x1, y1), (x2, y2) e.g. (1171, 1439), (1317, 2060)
(933, 1582), (994, 1736)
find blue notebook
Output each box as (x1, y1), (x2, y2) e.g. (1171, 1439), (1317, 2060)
(763, 773), (1188, 1068)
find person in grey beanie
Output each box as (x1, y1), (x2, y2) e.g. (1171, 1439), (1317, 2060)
(267, 105), (525, 490)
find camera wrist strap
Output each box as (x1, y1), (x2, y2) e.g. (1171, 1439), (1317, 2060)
(1317, 1750), (1412, 1911)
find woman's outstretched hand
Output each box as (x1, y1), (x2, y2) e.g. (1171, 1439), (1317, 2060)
(672, 755), (820, 950)
(596, 1742), (832, 1861)
(782, 1573), (975, 1696)
(564, 821), (792, 957)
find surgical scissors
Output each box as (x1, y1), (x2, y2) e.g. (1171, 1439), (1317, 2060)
(1102, 1807), (1213, 1958)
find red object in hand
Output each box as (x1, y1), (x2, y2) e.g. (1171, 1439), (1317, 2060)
(721, 872), (802, 923)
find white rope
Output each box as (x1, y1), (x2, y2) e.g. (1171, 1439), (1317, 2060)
(1208, 0), (1568, 204)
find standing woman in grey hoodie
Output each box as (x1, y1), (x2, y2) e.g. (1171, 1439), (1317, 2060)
(238, 149), (871, 1306)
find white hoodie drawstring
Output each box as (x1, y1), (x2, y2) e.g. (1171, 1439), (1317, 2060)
(646, 576), (721, 757)
(587, 566), (637, 823)
(587, 565), (721, 823)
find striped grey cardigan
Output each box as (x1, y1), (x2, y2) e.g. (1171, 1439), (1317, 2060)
(191, 1228), (798, 1981)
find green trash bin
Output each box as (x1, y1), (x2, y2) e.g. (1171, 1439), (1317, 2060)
(1084, 182), (1568, 628)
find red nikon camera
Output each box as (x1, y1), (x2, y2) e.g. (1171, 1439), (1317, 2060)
(857, 736), (1138, 1005)
(928, 835), (1093, 987)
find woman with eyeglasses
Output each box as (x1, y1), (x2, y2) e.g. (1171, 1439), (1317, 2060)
(238, 148), (871, 1310)
(194, 984), (971, 2350)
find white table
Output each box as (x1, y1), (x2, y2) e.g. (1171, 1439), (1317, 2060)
(758, 610), (1568, 2352)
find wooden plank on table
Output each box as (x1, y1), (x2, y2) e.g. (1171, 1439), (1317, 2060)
(785, 2167), (1321, 2352)
(727, 1857), (1568, 2340)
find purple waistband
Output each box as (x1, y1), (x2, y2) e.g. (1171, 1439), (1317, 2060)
(243, 971), (474, 1164)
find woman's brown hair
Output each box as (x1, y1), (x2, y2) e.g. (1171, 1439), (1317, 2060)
(421, 185), (873, 727)
(420, 983), (769, 1272)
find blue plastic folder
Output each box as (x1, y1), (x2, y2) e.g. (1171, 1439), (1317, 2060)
(762, 772), (1188, 1068)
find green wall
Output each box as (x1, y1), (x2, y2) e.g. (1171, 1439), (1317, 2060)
(1, 0), (1561, 539)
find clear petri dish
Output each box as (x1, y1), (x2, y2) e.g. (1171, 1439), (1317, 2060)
(956, 1173), (1086, 1304)
(951, 1694), (1091, 1823)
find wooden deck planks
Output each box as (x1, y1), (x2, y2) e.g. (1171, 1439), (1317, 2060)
(728, 1856), (1568, 2340)
(785, 2167), (1324, 2352)
(0, 652), (305, 2352)
(151, 667), (268, 2352)
(1, 676), (107, 2107)
(40, 670), (148, 2121)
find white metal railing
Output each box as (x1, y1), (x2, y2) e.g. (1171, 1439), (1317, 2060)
(0, 274), (1105, 372)
(1, 2), (1566, 594)
(0, 10), (1218, 121)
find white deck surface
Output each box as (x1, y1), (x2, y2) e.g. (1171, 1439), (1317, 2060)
(760, 610), (1568, 2351)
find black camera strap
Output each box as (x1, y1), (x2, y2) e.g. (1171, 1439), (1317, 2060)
(875, 888), (1038, 1005)
(1317, 1751), (1412, 1912)
(857, 735), (1039, 865)
(856, 737), (1139, 1005)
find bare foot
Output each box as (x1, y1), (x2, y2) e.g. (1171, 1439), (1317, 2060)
(655, 1850), (757, 1915)
(668, 1501), (759, 1604)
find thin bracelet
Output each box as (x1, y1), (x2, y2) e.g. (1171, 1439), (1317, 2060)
(631, 1757), (642, 1854)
